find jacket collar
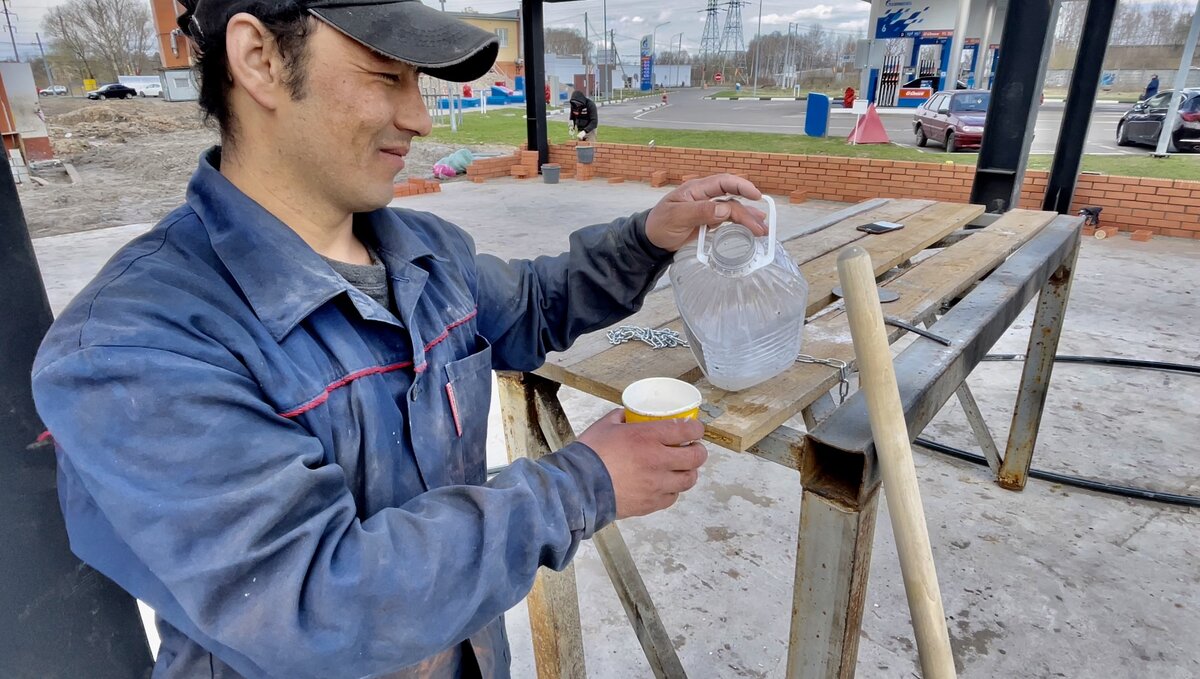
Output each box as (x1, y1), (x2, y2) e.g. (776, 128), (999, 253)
(186, 147), (442, 340)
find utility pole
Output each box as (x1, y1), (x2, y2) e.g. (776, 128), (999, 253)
(602, 0), (609, 100)
(752, 0), (763, 94)
(584, 11), (590, 96)
(2, 0), (18, 62)
(35, 33), (55, 87)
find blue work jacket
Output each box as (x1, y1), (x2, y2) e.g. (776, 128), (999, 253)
(31, 149), (672, 678)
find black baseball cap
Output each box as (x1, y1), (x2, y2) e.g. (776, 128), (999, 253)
(179, 0), (500, 82)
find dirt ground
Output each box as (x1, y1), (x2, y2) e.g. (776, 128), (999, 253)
(19, 96), (513, 237)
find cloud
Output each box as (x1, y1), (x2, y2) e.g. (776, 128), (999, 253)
(835, 19), (869, 31)
(761, 5), (837, 25)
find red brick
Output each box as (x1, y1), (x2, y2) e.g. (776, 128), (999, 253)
(471, 177), (485, 184)
(650, 170), (669, 188)
(1130, 229), (1152, 242)
(607, 177), (625, 184)
(789, 190), (808, 204)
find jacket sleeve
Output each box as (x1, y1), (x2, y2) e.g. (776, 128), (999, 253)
(33, 345), (616, 679)
(466, 210), (673, 372)
(584, 101), (599, 132)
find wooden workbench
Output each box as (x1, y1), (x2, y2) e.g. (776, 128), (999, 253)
(498, 198), (1082, 678)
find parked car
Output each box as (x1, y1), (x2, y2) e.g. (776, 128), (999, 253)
(913, 90), (991, 152)
(39, 85), (68, 96)
(86, 83), (138, 100)
(139, 82), (163, 97)
(1116, 88), (1200, 152)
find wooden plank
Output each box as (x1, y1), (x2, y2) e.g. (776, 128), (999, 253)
(701, 208), (1059, 450)
(539, 200), (950, 398)
(539, 199), (935, 374)
(496, 373), (587, 679)
(531, 381), (688, 679)
(799, 202), (985, 315)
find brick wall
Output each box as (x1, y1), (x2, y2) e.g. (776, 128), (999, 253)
(532, 142), (1200, 239)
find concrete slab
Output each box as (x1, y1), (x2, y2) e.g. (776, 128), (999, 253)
(31, 180), (1200, 677)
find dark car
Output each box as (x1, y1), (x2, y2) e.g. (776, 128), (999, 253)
(86, 83), (138, 100)
(1116, 88), (1200, 152)
(913, 90), (990, 152)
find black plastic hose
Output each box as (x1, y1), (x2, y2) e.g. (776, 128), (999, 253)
(917, 352), (1200, 508)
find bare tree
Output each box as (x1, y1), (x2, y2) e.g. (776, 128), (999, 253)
(544, 28), (590, 58)
(42, 0), (151, 82)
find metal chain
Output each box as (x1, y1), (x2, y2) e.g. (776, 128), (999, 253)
(606, 325), (690, 349)
(796, 354), (851, 404)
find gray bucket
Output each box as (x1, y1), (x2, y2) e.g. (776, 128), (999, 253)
(576, 145), (595, 164)
(542, 164), (561, 184)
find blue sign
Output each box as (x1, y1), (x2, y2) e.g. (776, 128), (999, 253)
(641, 56), (653, 91)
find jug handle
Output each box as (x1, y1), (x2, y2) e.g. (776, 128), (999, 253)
(696, 194), (778, 266)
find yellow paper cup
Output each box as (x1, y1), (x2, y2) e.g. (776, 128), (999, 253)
(621, 377), (702, 423)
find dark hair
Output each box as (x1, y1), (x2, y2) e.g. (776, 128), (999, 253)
(179, 3), (315, 140)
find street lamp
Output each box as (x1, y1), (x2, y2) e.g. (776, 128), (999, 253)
(652, 21), (671, 89)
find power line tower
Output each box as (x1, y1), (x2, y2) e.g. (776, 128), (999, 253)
(718, 0), (749, 81)
(699, 0), (723, 61)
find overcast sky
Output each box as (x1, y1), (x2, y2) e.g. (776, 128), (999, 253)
(0, 0), (872, 61)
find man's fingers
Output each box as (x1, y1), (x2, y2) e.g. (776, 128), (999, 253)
(681, 173), (764, 202)
(662, 469), (700, 494)
(641, 417), (705, 447)
(598, 408), (626, 425)
(654, 441), (709, 472)
(725, 202), (769, 235)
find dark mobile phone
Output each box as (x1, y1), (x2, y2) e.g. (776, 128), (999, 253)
(857, 221), (905, 234)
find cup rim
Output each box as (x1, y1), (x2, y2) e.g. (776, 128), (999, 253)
(621, 377), (703, 417)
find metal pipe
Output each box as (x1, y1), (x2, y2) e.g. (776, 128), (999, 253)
(945, 0), (973, 90)
(752, 0), (764, 95)
(0, 150), (153, 678)
(973, 0), (996, 89)
(1044, 0), (1118, 214)
(520, 0), (548, 167)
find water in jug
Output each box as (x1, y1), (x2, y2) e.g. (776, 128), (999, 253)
(670, 195), (809, 391)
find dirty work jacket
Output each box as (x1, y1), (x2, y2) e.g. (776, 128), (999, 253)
(31, 148), (673, 679)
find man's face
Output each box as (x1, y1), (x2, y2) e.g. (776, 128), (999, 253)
(272, 23), (432, 214)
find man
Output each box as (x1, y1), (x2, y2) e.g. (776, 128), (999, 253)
(1144, 74), (1160, 101)
(30, 1), (766, 678)
(567, 85), (598, 142)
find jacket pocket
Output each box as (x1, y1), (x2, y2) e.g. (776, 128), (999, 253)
(444, 337), (493, 485)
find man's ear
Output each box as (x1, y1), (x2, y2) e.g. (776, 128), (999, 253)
(225, 13), (288, 113)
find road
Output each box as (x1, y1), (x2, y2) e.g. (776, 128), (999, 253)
(597, 88), (1141, 156)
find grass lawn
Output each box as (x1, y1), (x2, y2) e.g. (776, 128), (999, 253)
(427, 110), (1200, 181)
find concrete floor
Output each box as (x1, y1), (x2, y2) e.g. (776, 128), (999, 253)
(31, 178), (1200, 678)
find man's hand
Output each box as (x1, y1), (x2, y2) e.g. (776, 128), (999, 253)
(578, 410), (708, 519)
(577, 130), (588, 140)
(643, 174), (768, 252)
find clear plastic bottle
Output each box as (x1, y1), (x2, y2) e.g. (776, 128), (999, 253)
(670, 196), (809, 391)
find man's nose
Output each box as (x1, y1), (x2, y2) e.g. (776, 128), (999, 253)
(397, 86), (433, 137)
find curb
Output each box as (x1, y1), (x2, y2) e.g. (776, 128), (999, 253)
(633, 102), (669, 114)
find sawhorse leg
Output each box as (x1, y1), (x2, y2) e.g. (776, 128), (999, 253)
(497, 372), (587, 679)
(786, 486), (880, 679)
(998, 238), (1080, 490)
(498, 372), (688, 679)
(749, 425), (880, 679)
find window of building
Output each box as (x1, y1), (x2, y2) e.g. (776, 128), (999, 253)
(495, 28), (509, 47)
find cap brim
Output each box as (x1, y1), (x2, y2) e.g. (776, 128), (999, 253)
(309, 2), (500, 82)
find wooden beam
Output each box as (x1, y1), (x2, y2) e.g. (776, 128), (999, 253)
(529, 379), (689, 679)
(496, 373), (587, 679)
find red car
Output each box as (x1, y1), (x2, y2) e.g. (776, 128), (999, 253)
(913, 90), (991, 152)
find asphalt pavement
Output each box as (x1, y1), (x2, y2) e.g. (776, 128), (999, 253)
(597, 88), (1142, 156)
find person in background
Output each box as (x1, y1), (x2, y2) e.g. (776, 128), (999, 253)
(1144, 74), (1160, 101)
(567, 84), (599, 142)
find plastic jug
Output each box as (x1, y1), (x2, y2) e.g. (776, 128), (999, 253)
(670, 196), (809, 391)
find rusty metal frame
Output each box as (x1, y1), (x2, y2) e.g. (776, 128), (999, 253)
(500, 215), (1081, 678)
(788, 215), (1080, 676)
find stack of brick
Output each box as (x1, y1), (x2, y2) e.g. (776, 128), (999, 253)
(465, 151), (523, 182)
(650, 170), (669, 188)
(575, 164), (595, 181)
(392, 177), (442, 198)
